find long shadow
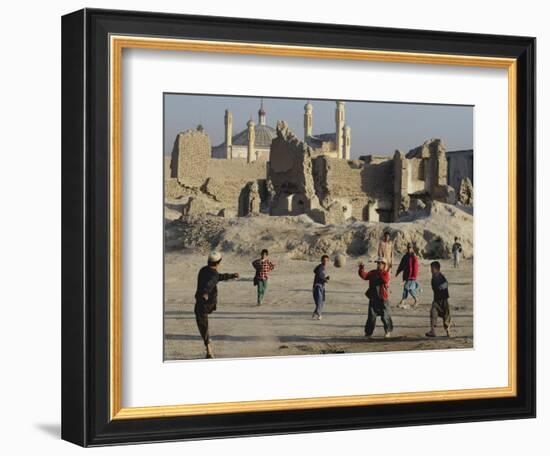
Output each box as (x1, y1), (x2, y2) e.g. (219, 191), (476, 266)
(385, 312), (473, 319)
(166, 333), (473, 344)
(289, 288), (362, 294)
(165, 311), (473, 322)
(279, 335), (473, 344)
(166, 334), (267, 342)
(165, 310), (363, 317)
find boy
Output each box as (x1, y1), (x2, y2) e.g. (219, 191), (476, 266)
(377, 231), (394, 272)
(395, 242), (420, 308)
(312, 255), (330, 320)
(252, 249), (275, 306)
(358, 257), (393, 338)
(425, 261), (452, 337)
(194, 251), (239, 358)
(451, 237), (463, 268)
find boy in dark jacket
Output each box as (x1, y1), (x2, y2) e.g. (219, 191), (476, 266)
(395, 242), (420, 307)
(195, 251), (239, 358)
(358, 257), (393, 338)
(425, 261), (452, 337)
(312, 255), (330, 320)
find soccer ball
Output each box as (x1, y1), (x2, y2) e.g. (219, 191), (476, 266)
(333, 253), (346, 268)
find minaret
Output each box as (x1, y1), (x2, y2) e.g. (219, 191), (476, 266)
(258, 99), (266, 126)
(224, 109), (233, 159)
(247, 118), (255, 163)
(343, 125), (351, 160)
(335, 101), (345, 159)
(304, 101), (313, 139)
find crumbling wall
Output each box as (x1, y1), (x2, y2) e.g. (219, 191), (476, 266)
(238, 181), (262, 216)
(312, 157), (368, 220)
(359, 155), (392, 165)
(268, 121), (319, 215)
(310, 156), (395, 222)
(458, 177), (474, 206)
(204, 160), (266, 212)
(170, 129), (211, 187)
(165, 178), (187, 200)
(405, 139), (456, 205)
(166, 146), (265, 212)
(361, 160), (394, 197)
(406, 157), (425, 193)
(165, 127), (468, 225)
(393, 150), (409, 220)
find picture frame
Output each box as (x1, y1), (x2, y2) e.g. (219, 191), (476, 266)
(61, 8), (536, 446)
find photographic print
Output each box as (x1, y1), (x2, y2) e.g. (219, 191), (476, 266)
(163, 94), (474, 361)
(62, 10), (535, 444)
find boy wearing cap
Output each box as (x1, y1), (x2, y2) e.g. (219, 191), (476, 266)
(425, 261), (452, 337)
(194, 251), (239, 359)
(395, 243), (420, 308)
(358, 257), (393, 338)
(252, 249), (275, 306)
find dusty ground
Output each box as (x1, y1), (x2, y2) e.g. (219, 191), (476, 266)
(164, 253), (473, 360)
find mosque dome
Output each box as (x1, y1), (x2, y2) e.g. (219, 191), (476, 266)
(231, 123), (277, 148)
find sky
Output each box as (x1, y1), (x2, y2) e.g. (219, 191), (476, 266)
(164, 93), (473, 158)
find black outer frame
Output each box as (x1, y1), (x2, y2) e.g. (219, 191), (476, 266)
(61, 8), (536, 447)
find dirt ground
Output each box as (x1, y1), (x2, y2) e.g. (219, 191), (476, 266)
(164, 253), (473, 361)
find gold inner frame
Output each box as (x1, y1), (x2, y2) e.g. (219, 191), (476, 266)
(109, 35), (517, 420)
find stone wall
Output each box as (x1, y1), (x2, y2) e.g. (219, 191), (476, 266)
(309, 156), (395, 222)
(361, 160), (394, 197)
(268, 122), (319, 215)
(204, 159), (266, 212)
(392, 139), (457, 218)
(313, 157), (366, 220)
(170, 129), (211, 187)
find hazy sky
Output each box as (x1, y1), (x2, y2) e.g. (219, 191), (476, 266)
(164, 94), (473, 158)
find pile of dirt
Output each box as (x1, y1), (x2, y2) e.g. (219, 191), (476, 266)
(164, 201), (473, 260)
(165, 214), (226, 252)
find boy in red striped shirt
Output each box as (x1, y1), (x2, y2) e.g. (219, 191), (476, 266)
(252, 249), (275, 306)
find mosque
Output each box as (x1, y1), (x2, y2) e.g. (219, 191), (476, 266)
(211, 100), (352, 162)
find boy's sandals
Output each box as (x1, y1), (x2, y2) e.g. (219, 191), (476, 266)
(425, 330), (436, 337)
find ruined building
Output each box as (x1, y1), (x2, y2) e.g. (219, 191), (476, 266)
(167, 119), (463, 224)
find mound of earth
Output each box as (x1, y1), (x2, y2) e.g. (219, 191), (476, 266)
(165, 201), (472, 260)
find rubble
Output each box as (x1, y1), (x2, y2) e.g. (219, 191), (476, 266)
(458, 177), (474, 206)
(165, 201), (473, 260)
